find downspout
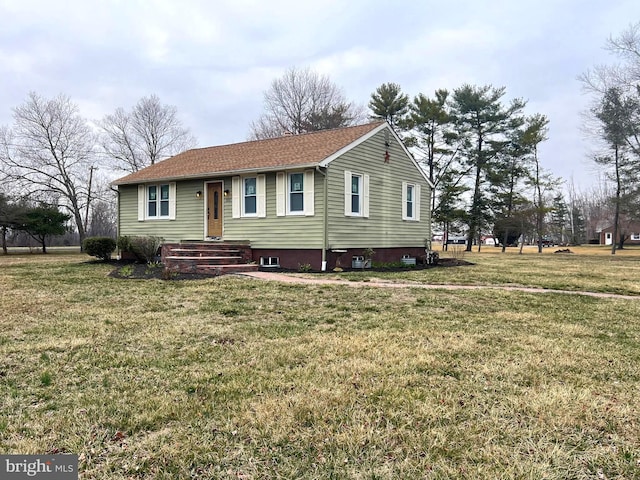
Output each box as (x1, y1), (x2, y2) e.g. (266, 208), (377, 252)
(316, 166), (328, 271)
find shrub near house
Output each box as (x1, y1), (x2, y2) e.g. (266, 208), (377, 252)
(83, 237), (116, 261)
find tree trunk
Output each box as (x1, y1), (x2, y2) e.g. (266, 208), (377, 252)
(83, 165), (94, 236)
(536, 203), (543, 253)
(40, 235), (47, 254)
(530, 144), (544, 254)
(611, 145), (620, 255)
(501, 228), (509, 253)
(518, 217), (525, 255)
(443, 222), (449, 252)
(70, 201), (86, 249)
(467, 163), (483, 252)
(1, 226), (7, 254)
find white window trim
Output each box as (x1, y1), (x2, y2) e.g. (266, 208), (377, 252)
(402, 181), (421, 221)
(243, 177), (258, 217)
(137, 182), (176, 221)
(287, 171), (305, 216)
(232, 175), (266, 219)
(350, 172), (363, 216)
(344, 171), (369, 218)
(631, 233), (640, 241)
(276, 170), (314, 216)
(260, 256), (280, 267)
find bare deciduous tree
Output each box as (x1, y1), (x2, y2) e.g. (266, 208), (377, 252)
(100, 94), (196, 172)
(250, 67), (365, 139)
(0, 92), (95, 245)
(572, 178), (613, 242)
(580, 23), (640, 253)
(579, 23), (640, 94)
(87, 196), (117, 238)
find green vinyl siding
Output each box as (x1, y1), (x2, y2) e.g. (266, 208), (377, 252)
(118, 174), (324, 247)
(117, 126), (430, 249)
(118, 179), (206, 242)
(224, 171), (325, 249)
(326, 129), (431, 248)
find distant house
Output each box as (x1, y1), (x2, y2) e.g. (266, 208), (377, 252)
(481, 235), (497, 246)
(599, 223), (640, 246)
(112, 121), (433, 271)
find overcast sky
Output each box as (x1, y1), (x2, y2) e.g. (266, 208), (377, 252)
(1, 0), (639, 189)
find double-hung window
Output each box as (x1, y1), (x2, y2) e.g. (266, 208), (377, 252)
(276, 170), (314, 216)
(406, 184), (414, 219)
(147, 184), (170, 218)
(402, 182), (420, 221)
(138, 183), (176, 221)
(351, 174), (362, 215)
(231, 175), (266, 218)
(344, 171), (369, 217)
(243, 177), (257, 215)
(289, 172), (304, 213)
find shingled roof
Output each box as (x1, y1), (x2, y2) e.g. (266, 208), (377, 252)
(113, 121), (386, 185)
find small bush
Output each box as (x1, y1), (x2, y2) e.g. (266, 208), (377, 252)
(118, 264), (134, 277)
(116, 235), (132, 252)
(129, 236), (164, 263)
(448, 244), (466, 260)
(145, 261), (162, 275)
(83, 236), (116, 261)
(116, 235), (163, 263)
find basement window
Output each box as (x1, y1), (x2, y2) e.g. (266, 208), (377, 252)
(260, 256), (280, 267)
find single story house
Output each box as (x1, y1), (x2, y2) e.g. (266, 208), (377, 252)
(599, 223), (640, 246)
(112, 121), (433, 271)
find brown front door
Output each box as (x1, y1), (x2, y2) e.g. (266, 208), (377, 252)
(207, 182), (223, 238)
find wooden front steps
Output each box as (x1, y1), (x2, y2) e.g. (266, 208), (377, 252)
(161, 242), (257, 276)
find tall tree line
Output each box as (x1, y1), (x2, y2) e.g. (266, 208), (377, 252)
(249, 68), (619, 249)
(369, 82), (556, 252)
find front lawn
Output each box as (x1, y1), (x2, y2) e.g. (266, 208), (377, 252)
(331, 245), (640, 296)
(1, 252), (639, 478)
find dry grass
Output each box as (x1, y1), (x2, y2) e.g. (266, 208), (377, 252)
(334, 245), (640, 296)
(1, 251), (640, 478)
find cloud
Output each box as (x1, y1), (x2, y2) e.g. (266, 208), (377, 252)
(1, 0), (640, 189)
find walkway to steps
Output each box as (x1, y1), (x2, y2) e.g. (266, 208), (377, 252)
(236, 271), (640, 301)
